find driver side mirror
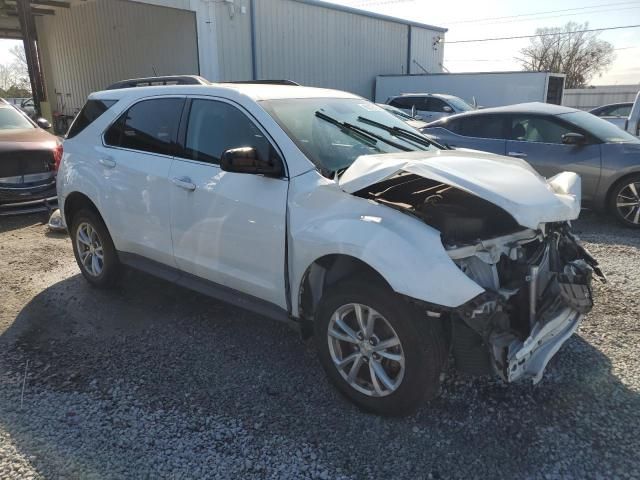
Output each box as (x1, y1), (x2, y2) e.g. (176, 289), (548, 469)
(36, 117), (51, 130)
(443, 106), (453, 113)
(562, 132), (585, 146)
(220, 147), (283, 177)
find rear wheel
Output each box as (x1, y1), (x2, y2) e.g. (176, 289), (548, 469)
(314, 281), (445, 416)
(70, 209), (121, 287)
(609, 174), (640, 228)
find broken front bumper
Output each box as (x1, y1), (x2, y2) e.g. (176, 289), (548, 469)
(451, 226), (603, 384)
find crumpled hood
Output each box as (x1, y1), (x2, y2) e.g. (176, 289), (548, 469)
(339, 150), (581, 230)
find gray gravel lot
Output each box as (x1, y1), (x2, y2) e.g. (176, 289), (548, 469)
(0, 211), (639, 479)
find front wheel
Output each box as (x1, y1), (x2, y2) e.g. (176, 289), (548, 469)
(314, 281), (445, 416)
(609, 174), (640, 228)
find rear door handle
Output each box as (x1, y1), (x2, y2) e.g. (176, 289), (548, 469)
(172, 176), (196, 192)
(99, 157), (116, 168)
(508, 151), (527, 158)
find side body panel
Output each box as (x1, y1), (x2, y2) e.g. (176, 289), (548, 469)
(592, 142), (640, 210)
(287, 170), (485, 315)
(168, 158), (289, 309)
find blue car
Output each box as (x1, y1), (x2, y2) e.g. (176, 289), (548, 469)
(422, 102), (640, 227)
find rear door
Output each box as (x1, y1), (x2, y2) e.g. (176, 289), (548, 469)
(505, 114), (601, 202)
(426, 114), (508, 155)
(99, 96), (184, 265)
(168, 97), (289, 308)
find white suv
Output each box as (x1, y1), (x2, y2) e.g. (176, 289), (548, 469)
(58, 80), (603, 415)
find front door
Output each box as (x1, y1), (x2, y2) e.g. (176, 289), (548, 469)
(100, 96), (185, 266)
(169, 98), (289, 308)
(506, 114), (602, 203)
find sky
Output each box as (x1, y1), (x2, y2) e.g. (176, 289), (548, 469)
(0, 0), (638, 85)
(329, 0), (640, 85)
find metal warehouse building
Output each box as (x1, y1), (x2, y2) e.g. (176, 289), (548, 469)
(0, 0), (446, 120)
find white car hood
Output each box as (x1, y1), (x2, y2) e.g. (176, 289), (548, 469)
(339, 150), (581, 230)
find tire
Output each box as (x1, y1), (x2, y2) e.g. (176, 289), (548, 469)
(314, 281), (445, 416)
(608, 174), (640, 228)
(70, 208), (121, 287)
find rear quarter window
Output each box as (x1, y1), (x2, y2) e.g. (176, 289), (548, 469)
(66, 100), (118, 139)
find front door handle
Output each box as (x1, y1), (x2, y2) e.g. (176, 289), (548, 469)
(172, 176), (196, 192)
(99, 157), (116, 168)
(508, 151), (527, 158)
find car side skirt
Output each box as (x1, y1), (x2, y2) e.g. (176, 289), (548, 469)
(118, 252), (292, 325)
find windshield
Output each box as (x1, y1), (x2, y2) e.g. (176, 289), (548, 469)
(560, 111), (639, 143)
(0, 107), (34, 130)
(260, 98), (438, 174)
(446, 96), (474, 112)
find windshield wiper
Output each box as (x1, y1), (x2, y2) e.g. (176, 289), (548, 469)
(315, 111), (411, 152)
(357, 116), (448, 150)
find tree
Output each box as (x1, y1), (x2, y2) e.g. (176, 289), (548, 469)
(9, 44), (30, 90)
(518, 22), (615, 88)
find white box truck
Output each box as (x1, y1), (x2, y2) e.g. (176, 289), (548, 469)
(374, 71), (565, 108)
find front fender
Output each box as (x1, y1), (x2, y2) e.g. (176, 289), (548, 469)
(288, 172), (484, 315)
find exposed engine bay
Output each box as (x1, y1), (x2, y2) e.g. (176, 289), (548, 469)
(355, 173), (605, 383)
(353, 173), (522, 244)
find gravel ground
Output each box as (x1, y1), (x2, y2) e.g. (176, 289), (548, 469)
(0, 211), (639, 479)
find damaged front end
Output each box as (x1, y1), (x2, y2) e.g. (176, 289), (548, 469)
(448, 224), (605, 383)
(344, 152), (604, 383)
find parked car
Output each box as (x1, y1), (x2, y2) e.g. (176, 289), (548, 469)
(589, 102), (633, 130)
(57, 81), (602, 415)
(422, 102), (640, 227)
(376, 103), (428, 129)
(625, 91), (640, 137)
(386, 93), (474, 121)
(0, 103), (61, 216)
(19, 98), (36, 119)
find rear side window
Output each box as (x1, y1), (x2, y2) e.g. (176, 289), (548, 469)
(389, 97), (420, 109)
(450, 115), (506, 139)
(67, 99), (117, 139)
(104, 98), (183, 156)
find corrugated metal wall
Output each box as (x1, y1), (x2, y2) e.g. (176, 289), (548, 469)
(253, 0), (432, 98)
(36, 0), (199, 113)
(409, 27), (444, 74)
(213, 0), (252, 81)
(563, 85), (640, 111)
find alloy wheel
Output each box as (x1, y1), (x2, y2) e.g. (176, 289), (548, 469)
(327, 303), (405, 397)
(616, 181), (640, 225)
(76, 222), (104, 277)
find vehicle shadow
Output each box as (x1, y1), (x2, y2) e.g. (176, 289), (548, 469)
(0, 212), (50, 234)
(1, 269), (638, 479)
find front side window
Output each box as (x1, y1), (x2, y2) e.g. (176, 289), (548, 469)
(183, 99), (271, 165)
(560, 110), (639, 143)
(104, 98), (183, 155)
(426, 97), (449, 113)
(261, 97), (438, 174)
(607, 105), (632, 117)
(510, 115), (572, 144)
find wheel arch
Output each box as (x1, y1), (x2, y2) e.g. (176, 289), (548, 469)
(297, 254), (392, 321)
(63, 192), (105, 228)
(605, 171), (640, 208)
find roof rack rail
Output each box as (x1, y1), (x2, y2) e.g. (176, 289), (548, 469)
(106, 75), (211, 90)
(225, 80), (301, 86)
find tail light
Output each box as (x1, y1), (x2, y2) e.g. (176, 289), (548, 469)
(53, 142), (63, 171)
